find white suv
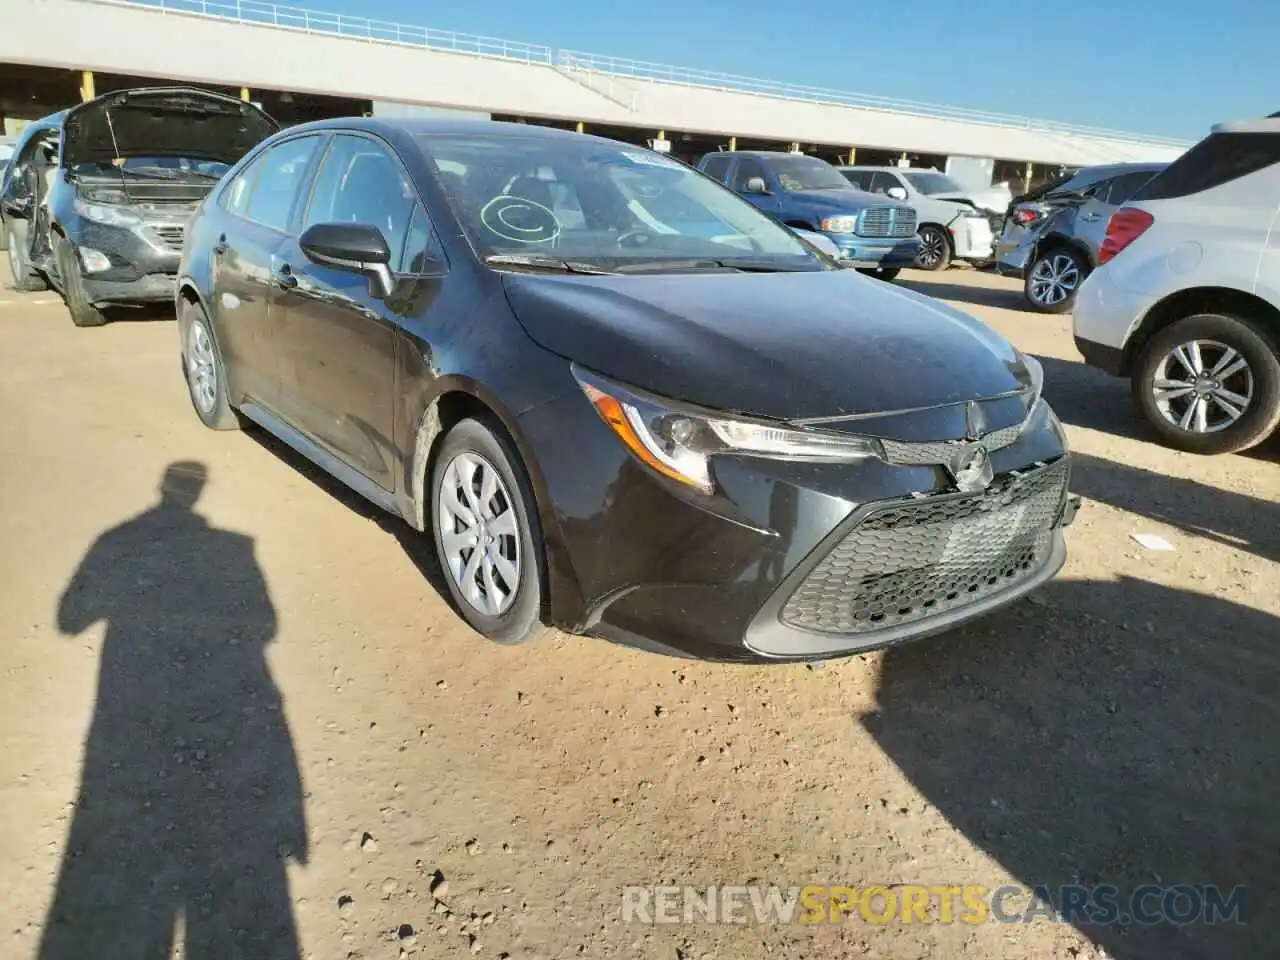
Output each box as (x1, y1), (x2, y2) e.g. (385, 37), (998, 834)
(1073, 115), (1280, 454)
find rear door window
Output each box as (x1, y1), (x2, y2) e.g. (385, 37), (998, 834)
(1136, 133), (1280, 201)
(842, 170), (873, 190)
(246, 135), (321, 232)
(701, 155), (731, 183)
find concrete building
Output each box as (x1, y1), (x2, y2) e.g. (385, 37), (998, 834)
(0, 0), (1190, 191)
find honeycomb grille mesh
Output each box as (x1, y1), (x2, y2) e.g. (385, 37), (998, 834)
(781, 459), (1069, 635)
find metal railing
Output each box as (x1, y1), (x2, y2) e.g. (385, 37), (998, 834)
(75, 0), (1190, 148)
(557, 51), (1192, 147)
(86, 0), (554, 63)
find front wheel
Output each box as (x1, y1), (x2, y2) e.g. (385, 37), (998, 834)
(5, 225), (49, 292)
(431, 417), (546, 645)
(179, 299), (242, 430)
(857, 267), (901, 282)
(1131, 313), (1280, 454)
(54, 236), (106, 327)
(1024, 248), (1087, 313)
(915, 225), (952, 271)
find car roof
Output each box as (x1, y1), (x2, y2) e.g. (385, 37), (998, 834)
(1212, 115), (1280, 134)
(1077, 161), (1167, 176)
(703, 150), (808, 159)
(276, 116), (624, 144)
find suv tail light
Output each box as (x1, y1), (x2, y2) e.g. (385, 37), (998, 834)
(1099, 207), (1154, 265)
(1011, 206), (1042, 226)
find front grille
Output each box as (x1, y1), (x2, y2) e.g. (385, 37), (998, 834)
(151, 224), (185, 251)
(858, 205), (918, 238)
(781, 458), (1069, 635)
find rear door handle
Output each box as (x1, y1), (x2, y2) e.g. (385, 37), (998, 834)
(1080, 213), (1102, 222)
(212, 234), (228, 255)
(273, 263), (297, 291)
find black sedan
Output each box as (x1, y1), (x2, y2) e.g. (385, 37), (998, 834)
(176, 118), (1078, 662)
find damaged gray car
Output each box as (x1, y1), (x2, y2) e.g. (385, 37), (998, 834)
(0, 87), (276, 325)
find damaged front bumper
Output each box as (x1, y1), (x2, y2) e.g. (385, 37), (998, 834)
(64, 219), (186, 307)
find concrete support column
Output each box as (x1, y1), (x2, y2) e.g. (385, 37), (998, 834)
(728, 136), (736, 152)
(899, 151), (908, 167)
(575, 121), (584, 134)
(240, 87), (251, 102)
(848, 147), (856, 164)
(1023, 161), (1034, 193)
(79, 70), (95, 102)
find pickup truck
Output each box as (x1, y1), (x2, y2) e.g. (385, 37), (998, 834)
(698, 150), (921, 280)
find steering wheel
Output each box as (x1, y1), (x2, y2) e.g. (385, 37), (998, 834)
(615, 229), (654, 249)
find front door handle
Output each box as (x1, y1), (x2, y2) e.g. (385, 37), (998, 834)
(1080, 212), (1102, 222)
(273, 264), (297, 291)
(212, 234), (228, 255)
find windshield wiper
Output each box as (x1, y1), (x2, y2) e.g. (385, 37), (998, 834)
(483, 254), (617, 275)
(612, 258), (814, 275)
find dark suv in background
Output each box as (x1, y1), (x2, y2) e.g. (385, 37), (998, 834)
(0, 87), (275, 325)
(995, 162), (1165, 313)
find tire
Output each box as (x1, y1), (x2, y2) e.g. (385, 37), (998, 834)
(915, 225), (952, 271)
(1024, 246), (1087, 313)
(54, 236), (106, 327)
(4, 225), (49, 292)
(1131, 312), (1280, 455)
(179, 299), (242, 430)
(430, 416), (545, 645)
(857, 267), (901, 282)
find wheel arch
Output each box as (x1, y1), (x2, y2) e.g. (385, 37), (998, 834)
(917, 221), (955, 251)
(1031, 232), (1093, 268)
(1121, 286), (1280, 376)
(406, 380), (565, 625)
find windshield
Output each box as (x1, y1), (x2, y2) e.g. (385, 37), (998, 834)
(419, 135), (821, 270)
(70, 155), (231, 179)
(765, 155), (852, 192)
(902, 171), (962, 195)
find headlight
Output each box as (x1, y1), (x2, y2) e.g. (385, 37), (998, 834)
(74, 197), (142, 227)
(1020, 351), (1045, 419)
(819, 215), (858, 234)
(573, 365), (882, 493)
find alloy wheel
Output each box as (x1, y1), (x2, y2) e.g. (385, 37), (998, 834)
(186, 320), (219, 415)
(916, 228), (946, 269)
(1152, 339), (1254, 434)
(1028, 253), (1080, 307)
(437, 451), (521, 616)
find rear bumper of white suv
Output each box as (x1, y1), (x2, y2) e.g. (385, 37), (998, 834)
(1071, 269), (1157, 375)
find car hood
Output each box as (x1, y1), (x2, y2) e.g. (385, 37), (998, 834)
(502, 269), (1032, 421)
(929, 185), (1011, 214)
(62, 87), (278, 167)
(786, 188), (901, 213)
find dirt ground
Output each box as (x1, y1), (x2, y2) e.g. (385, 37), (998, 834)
(1, 266), (1276, 960)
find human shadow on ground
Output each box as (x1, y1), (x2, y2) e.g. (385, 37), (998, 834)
(861, 573), (1277, 960)
(39, 461), (306, 959)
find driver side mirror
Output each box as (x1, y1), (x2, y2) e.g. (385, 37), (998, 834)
(299, 222), (396, 299)
(886, 186), (908, 201)
(743, 176), (770, 195)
